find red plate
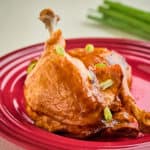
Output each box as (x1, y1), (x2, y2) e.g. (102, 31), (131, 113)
(0, 38), (150, 150)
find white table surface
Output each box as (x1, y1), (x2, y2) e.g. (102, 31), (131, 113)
(0, 0), (150, 149)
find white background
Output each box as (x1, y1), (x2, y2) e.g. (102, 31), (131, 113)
(0, 0), (150, 149)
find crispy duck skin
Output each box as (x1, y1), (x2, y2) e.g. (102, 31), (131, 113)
(68, 48), (139, 137)
(24, 29), (104, 126)
(24, 8), (150, 138)
(69, 42), (150, 134)
(25, 9), (105, 138)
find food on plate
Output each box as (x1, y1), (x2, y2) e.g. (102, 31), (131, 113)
(24, 8), (150, 138)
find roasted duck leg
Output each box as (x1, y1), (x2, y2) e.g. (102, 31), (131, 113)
(24, 8), (149, 138)
(69, 48), (139, 137)
(102, 50), (150, 133)
(69, 47), (150, 134)
(25, 9), (105, 138)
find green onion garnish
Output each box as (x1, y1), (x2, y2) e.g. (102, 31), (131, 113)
(104, 106), (112, 121)
(85, 44), (94, 52)
(27, 60), (37, 74)
(100, 79), (113, 90)
(88, 70), (95, 83)
(95, 63), (106, 68)
(55, 45), (65, 56)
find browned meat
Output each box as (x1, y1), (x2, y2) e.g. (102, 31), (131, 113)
(24, 28), (107, 138)
(24, 8), (150, 139)
(68, 48), (132, 88)
(68, 48), (139, 137)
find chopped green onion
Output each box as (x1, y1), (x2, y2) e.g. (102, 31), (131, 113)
(55, 45), (65, 56)
(95, 63), (106, 68)
(85, 44), (94, 52)
(100, 79), (113, 90)
(27, 60), (37, 74)
(88, 70), (95, 82)
(104, 106), (112, 121)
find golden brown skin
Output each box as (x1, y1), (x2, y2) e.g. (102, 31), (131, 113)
(24, 29), (139, 138)
(24, 8), (150, 138)
(24, 30), (106, 138)
(68, 48), (139, 137)
(68, 48), (132, 88)
(69, 46), (150, 134)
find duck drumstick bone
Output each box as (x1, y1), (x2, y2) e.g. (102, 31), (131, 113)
(39, 8), (60, 35)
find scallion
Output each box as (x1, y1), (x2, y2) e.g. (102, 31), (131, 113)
(85, 44), (94, 52)
(55, 45), (65, 56)
(95, 63), (106, 68)
(88, 70), (95, 83)
(100, 79), (113, 90)
(104, 106), (112, 121)
(27, 60), (37, 74)
(87, 0), (150, 40)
